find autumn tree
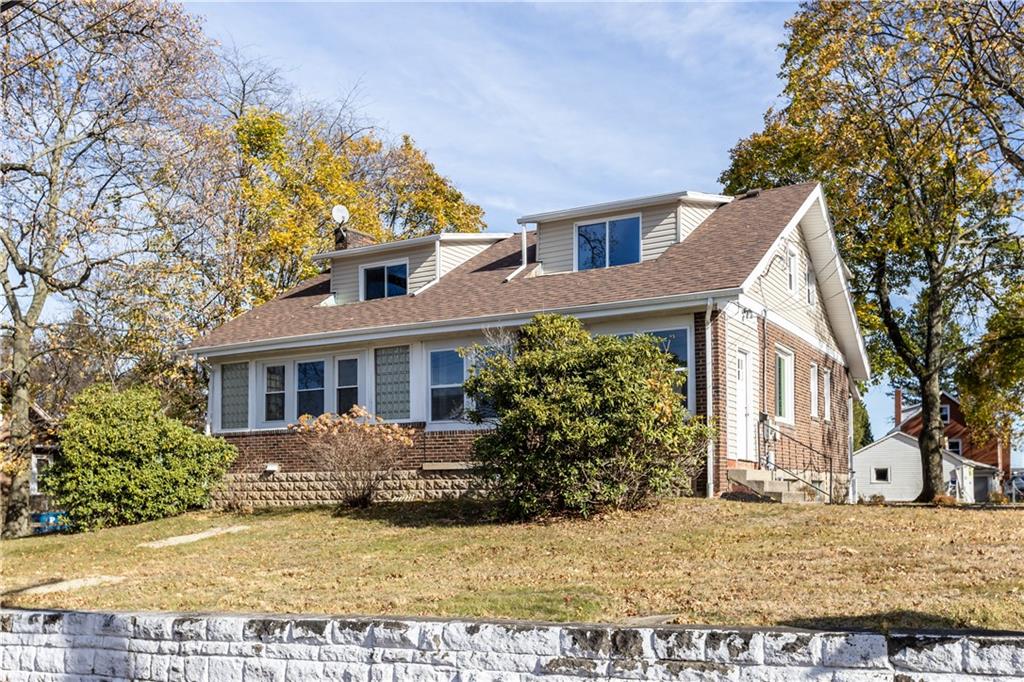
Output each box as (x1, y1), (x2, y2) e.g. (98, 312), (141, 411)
(0, 1), (214, 536)
(720, 2), (1023, 500)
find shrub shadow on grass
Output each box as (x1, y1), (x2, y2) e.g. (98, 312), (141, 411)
(780, 610), (970, 633)
(332, 497), (504, 528)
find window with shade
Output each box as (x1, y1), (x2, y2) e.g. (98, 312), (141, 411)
(362, 261), (408, 300)
(220, 362), (249, 429)
(264, 364), (286, 422)
(336, 357), (359, 415)
(374, 346), (410, 420)
(576, 215), (641, 271)
(429, 349), (466, 422)
(296, 360), (325, 417)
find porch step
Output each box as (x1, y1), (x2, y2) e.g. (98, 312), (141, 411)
(727, 468), (825, 504)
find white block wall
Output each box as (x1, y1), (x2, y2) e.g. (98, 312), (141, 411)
(2, 609), (1023, 681)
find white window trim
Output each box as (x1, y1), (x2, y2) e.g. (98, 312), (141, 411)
(947, 438), (962, 456)
(427, 346), (467, 425)
(333, 353), (364, 416)
(823, 368), (832, 423)
(369, 343), (415, 424)
(608, 322), (696, 413)
(215, 361), (252, 434)
(572, 212), (643, 272)
(358, 257), (410, 302)
(940, 404), (950, 424)
(809, 363), (819, 419)
(775, 344), (795, 425)
(786, 246), (798, 293)
(871, 466), (891, 484)
(257, 360), (290, 429)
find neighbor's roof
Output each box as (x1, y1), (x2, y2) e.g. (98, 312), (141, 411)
(854, 431), (996, 470)
(190, 183), (825, 355)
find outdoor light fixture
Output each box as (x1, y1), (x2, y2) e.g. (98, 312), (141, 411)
(264, 462), (280, 475)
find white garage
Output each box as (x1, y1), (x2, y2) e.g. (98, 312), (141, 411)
(853, 432), (998, 503)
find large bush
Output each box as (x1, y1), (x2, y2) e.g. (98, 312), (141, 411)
(43, 385), (236, 530)
(464, 314), (713, 519)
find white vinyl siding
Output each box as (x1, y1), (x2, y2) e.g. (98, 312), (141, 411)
(331, 244), (436, 303)
(439, 241), (492, 276)
(536, 201), (714, 274)
(854, 434), (965, 502)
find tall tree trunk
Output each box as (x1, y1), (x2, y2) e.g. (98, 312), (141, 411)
(916, 373), (945, 501)
(3, 322), (35, 538)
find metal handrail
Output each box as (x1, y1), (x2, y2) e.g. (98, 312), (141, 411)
(757, 413), (835, 503)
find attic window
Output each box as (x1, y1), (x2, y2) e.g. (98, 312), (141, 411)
(576, 215), (641, 271)
(940, 404), (950, 424)
(787, 247), (798, 292)
(361, 260), (408, 301)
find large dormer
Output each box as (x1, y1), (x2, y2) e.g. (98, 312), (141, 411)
(312, 231), (513, 305)
(517, 190), (732, 275)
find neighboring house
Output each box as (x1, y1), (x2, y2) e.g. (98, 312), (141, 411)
(190, 182), (870, 505)
(0, 375), (59, 511)
(853, 431), (998, 503)
(890, 389), (1012, 478)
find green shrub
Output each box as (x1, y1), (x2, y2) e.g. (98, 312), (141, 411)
(464, 314), (714, 520)
(43, 385), (236, 530)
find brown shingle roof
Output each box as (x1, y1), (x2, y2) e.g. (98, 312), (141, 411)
(190, 183), (817, 351)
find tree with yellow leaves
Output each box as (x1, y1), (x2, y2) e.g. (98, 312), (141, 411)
(720, 1), (1023, 501)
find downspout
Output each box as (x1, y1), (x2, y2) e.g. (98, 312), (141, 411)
(847, 386), (854, 503)
(705, 297), (715, 498)
(504, 225), (529, 282)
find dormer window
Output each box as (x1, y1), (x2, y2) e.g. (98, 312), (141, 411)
(575, 215), (641, 271)
(361, 260), (408, 301)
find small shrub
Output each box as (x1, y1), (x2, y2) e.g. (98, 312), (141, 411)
(860, 494), (886, 506)
(932, 493), (959, 507)
(464, 314), (714, 520)
(989, 491), (1009, 505)
(43, 385), (236, 531)
(289, 406), (414, 508)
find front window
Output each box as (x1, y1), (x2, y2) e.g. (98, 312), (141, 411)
(775, 347), (794, 423)
(296, 360), (325, 417)
(264, 364), (286, 422)
(363, 261), (408, 300)
(430, 349), (465, 421)
(374, 346), (410, 420)
(576, 216), (641, 270)
(650, 329), (689, 409)
(336, 358), (359, 415)
(220, 361), (249, 429)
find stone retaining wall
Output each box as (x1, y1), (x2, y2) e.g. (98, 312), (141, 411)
(3, 608), (1023, 681)
(212, 469), (479, 508)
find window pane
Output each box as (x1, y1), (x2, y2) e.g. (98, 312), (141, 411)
(608, 216), (640, 266)
(577, 222), (606, 270)
(364, 266), (385, 300)
(265, 392), (285, 422)
(431, 386), (465, 421)
(220, 362), (249, 429)
(374, 346), (410, 420)
(651, 329), (687, 367)
(775, 355), (786, 417)
(266, 365), (285, 393)
(297, 361), (324, 391)
(336, 386), (358, 415)
(386, 263), (408, 297)
(337, 358), (358, 387)
(430, 350), (463, 386)
(297, 389), (324, 417)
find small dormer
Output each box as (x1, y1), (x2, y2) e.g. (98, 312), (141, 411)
(517, 190), (731, 275)
(312, 232), (513, 305)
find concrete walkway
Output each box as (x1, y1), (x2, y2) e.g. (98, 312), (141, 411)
(137, 525), (249, 549)
(13, 575), (125, 595)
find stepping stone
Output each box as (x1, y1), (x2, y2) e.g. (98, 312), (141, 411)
(137, 525), (249, 549)
(16, 575), (125, 595)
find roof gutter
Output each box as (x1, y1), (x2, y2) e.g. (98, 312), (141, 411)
(189, 287), (744, 358)
(517, 190), (732, 225)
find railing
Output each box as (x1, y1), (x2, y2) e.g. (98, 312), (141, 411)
(757, 413), (836, 503)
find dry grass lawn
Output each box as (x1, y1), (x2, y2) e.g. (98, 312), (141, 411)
(1, 499), (1021, 632)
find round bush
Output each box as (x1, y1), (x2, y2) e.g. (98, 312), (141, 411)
(43, 384), (236, 530)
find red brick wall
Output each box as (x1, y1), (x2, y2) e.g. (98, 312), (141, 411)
(221, 425), (478, 474)
(758, 321), (850, 475)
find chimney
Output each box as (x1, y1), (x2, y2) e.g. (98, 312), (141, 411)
(333, 226), (377, 251)
(894, 387), (903, 426)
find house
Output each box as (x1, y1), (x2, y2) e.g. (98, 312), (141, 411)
(189, 182), (870, 506)
(853, 431), (998, 503)
(0, 374), (59, 516)
(890, 389), (1012, 478)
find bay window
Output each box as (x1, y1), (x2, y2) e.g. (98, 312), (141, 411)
(336, 357), (359, 415)
(296, 360), (325, 417)
(220, 362), (249, 429)
(429, 349), (465, 421)
(576, 215), (641, 271)
(650, 328), (690, 409)
(374, 346), (410, 420)
(264, 364), (286, 422)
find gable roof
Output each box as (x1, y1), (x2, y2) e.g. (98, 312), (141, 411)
(190, 183), (861, 359)
(854, 431), (996, 470)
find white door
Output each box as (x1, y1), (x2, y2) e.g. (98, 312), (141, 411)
(736, 351), (754, 460)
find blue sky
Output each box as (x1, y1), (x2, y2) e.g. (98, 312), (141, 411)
(186, 1), (1006, 452)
